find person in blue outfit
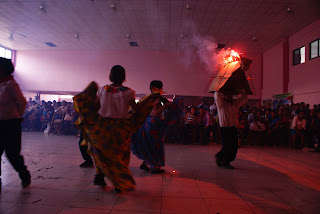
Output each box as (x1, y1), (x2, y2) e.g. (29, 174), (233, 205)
(131, 80), (176, 173)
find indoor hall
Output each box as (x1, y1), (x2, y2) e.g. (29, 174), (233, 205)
(1, 0), (320, 214)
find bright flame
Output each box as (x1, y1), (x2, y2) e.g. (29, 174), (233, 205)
(215, 48), (242, 74)
(225, 49), (240, 64)
(172, 170), (176, 173)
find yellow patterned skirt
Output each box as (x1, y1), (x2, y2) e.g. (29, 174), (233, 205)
(74, 82), (155, 191)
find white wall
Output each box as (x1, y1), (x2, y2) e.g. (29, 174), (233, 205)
(289, 19), (320, 105)
(14, 50), (262, 99)
(262, 42), (283, 99)
(262, 19), (320, 106)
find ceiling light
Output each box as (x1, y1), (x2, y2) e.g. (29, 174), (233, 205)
(39, 5), (46, 14)
(74, 33), (80, 40)
(180, 34), (187, 39)
(8, 34), (14, 41)
(287, 7), (294, 15)
(126, 34), (131, 40)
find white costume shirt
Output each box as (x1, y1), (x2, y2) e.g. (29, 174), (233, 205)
(214, 92), (248, 127)
(290, 115), (306, 130)
(209, 104), (217, 114)
(97, 85), (135, 119)
(250, 121), (266, 132)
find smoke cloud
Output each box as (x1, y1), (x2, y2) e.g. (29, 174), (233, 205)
(178, 22), (219, 75)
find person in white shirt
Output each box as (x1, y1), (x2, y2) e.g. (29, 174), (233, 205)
(249, 111), (266, 132)
(247, 107), (257, 124)
(214, 90), (248, 169)
(0, 57), (30, 188)
(290, 110), (307, 148)
(209, 103), (217, 115)
(94, 65), (137, 190)
(55, 100), (70, 114)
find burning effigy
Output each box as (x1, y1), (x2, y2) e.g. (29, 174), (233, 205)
(208, 49), (254, 95)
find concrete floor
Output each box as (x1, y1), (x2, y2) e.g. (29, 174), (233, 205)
(0, 132), (320, 214)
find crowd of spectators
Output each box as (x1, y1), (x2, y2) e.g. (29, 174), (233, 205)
(166, 99), (320, 151)
(22, 98), (78, 135)
(22, 97), (320, 151)
(236, 102), (320, 150)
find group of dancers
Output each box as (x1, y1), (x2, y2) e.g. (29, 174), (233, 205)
(74, 65), (177, 192)
(74, 63), (249, 192)
(0, 57), (248, 192)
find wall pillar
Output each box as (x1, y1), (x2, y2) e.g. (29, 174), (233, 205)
(283, 38), (289, 93)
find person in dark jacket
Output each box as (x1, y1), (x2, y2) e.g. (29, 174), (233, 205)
(0, 57), (31, 188)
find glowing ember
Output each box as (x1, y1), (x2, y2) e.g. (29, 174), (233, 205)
(247, 75), (254, 80)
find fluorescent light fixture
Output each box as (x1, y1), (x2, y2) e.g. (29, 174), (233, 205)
(60, 95), (74, 99)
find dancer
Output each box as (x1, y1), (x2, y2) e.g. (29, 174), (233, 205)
(131, 80), (176, 173)
(0, 57), (31, 188)
(214, 90), (248, 169)
(78, 133), (93, 167)
(73, 65), (159, 192)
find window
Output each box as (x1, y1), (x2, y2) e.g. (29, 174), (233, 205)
(0, 46), (12, 59)
(293, 46), (305, 66)
(310, 38), (320, 59)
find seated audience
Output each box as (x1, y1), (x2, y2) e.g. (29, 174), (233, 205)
(290, 111), (307, 149)
(247, 107), (257, 124)
(17, 93), (320, 151)
(183, 106), (198, 145)
(197, 106), (212, 145)
(55, 100), (69, 114)
(268, 110), (280, 145)
(250, 111), (266, 132)
(311, 111), (320, 150)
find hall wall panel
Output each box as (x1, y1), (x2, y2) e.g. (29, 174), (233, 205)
(14, 50), (262, 99)
(262, 18), (320, 106)
(262, 42), (283, 100)
(289, 19), (320, 105)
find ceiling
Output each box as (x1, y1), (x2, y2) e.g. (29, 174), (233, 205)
(0, 0), (320, 53)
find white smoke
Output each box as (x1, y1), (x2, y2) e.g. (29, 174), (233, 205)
(191, 34), (218, 74)
(178, 22), (219, 74)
